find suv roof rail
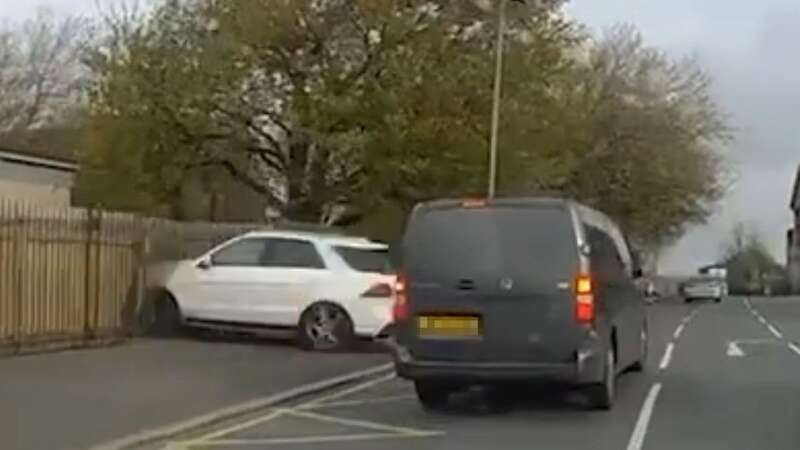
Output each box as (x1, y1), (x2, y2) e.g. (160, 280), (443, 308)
(270, 220), (344, 235)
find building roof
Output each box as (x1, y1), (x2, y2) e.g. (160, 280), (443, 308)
(792, 164), (800, 211)
(0, 147), (78, 172)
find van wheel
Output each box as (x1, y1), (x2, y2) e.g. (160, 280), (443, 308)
(298, 303), (354, 352)
(630, 324), (648, 372)
(414, 380), (451, 411)
(587, 345), (616, 410)
(714, 297), (722, 303)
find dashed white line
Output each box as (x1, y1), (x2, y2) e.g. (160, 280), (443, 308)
(658, 343), (675, 370)
(673, 323), (686, 340)
(742, 298), (800, 359)
(767, 325), (784, 340)
(625, 383), (663, 450)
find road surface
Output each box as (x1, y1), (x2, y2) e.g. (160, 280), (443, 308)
(139, 297), (800, 450)
(0, 337), (387, 450)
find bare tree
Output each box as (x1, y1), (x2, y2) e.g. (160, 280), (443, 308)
(0, 9), (88, 133)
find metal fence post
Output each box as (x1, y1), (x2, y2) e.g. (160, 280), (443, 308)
(93, 209), (102, 338)
(12, 203), (25, 353)
(83, 207), (100, 339)
(132, 221), (149, 336)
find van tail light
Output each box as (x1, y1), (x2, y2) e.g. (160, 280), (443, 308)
(575, 274), (595, 324)
(392, 273), (410, 322)
(361, 282), (393, 298)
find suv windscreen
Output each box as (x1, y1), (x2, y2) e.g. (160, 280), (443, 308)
(404, 205), (579, 288)
(335, 246), (393, 274)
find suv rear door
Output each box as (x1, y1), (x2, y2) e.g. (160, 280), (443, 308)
(401, 202), (583, 364)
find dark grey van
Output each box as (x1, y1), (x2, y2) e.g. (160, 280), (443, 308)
(388, 198), (648, 410)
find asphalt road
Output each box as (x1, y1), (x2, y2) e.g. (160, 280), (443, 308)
(0, 336), (387, 450)
(149, 296), (800, 450)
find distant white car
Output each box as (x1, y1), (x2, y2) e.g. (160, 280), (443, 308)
(681, 277), (725, 303)
(148, 231), (396, 351)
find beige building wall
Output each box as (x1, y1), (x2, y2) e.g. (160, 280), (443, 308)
(0, 156), (75, 206)
(0, 178), (72, 206)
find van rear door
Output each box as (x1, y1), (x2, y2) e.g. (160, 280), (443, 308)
(401, 202), (583, 364)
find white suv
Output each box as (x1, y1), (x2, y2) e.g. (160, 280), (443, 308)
(150, 231), (396, 351)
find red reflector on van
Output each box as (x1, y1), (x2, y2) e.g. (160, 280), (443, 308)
(575, 275), (595, 324)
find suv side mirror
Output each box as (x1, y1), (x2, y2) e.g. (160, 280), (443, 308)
(196, 258), (212, 270)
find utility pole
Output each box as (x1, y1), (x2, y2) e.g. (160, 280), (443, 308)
(487, 0), (507, 199)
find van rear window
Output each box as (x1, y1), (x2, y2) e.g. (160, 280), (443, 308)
(404, 206), (579, 286)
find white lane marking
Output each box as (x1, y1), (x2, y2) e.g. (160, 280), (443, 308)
(671, 308), (699, 342)
(281, 408), (440, 437)
(187, 373), (397, 442)
(299, 394), (417, 410)
(658, 343), (675, 370)
(789, 343), (800, 356)
(176, 373), (441, 449)
(187, 409), (285, 443)
(91, 362), (393, 450)
(193, 432), (441, 447)
(767, 325), (784, 340)
(299, 373), (396, 410)
(726, 341), (745, 357)
(746, 297), (788, 343)
(626, 383), (663, 450)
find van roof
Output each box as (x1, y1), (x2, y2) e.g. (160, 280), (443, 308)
(414, 197), (612, 223)
(411, 196), (631, 270)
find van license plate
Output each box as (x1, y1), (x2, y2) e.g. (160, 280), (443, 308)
(417, 316), (481, 338)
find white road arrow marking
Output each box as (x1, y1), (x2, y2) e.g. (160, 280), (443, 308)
(727, 341), (745, 357)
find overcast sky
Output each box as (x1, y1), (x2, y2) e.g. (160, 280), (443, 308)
(3, 1), (798, 275)
(569, 0), (799, 274)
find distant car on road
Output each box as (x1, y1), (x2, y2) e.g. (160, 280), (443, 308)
(388, 198), (648, 411)
(680, 277), (725, 303)
(147, 231), (396, 351)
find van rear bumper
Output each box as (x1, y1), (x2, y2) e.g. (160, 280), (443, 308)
(384, 338), (605, 384)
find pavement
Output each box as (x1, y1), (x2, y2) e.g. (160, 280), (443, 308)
(0, 336), (388, 450)
(118, 296), (800, 450)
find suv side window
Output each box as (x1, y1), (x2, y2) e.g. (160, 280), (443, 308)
(587, 226), (626, 281)
(262, 238), (326, 269)
(211, 238), (269, 267)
